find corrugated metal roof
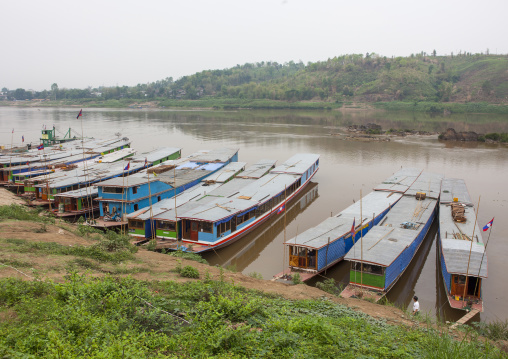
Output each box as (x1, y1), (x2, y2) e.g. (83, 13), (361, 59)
(373, 167), (422, 193)
(180, 197), (258, 222)
(240, 173), (301, 202)
(440, 178), (474, 206)
(130, 147), (181, 163)
(439, 202), (487, 277)
(286, 191), (403, 248)
(128, 182), (223, 220)
(345, 196), (437, 266)
(270, 154), (319, 174)
(237, 159), (277, 179)
(187, 148), (239, 163)
(404, 172), (443, 199)
(202, 162), (246, 183)
(53, 186), (98, 198)
(441, 239), (487, 278)
(35, 147), (178, 189)
(201, 178), (257, 198)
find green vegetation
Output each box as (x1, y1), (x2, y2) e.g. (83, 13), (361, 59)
(0, 275), (502, 358)
(2, 237), (136, 264)
(292, 273), (303, 285)
(165, 249), (208, 264)
(248, 272), (264, 280)
(3, 54), (508, 112)
(180, 265), (200, 279)
(472, 320), (508, 341)
(0, 204), (54, 224)
(316, 278), (342, 295)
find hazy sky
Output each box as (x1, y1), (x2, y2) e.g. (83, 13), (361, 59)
(2, 0), (507, 91)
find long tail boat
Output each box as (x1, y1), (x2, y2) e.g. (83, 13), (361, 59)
(438, 178), (486, 312)
(340, 171), (443, 302)
(274, 168), (421, 282)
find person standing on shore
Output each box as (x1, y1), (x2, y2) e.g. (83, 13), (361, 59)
(412, 296), (420, 315)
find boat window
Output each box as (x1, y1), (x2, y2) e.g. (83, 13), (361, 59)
(134, 204), (138, 211)
(201, 222), (213, 233)
(351, 262), (384, 275)
(157, 221), (175, 231)
(132, 187), (137, 194)
(128, 219), (144, 229)
(103, 187), (124, 194)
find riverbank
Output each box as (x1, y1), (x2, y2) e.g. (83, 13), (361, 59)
(0, 192), (507, 356)
(3, 98), (508, 114)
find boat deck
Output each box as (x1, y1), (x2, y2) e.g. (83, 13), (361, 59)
(90, 218), (127, 228)
(447, 295), (483, 312)
(272, 269), (317, 282)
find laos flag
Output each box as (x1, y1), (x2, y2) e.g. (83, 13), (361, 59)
(483, 218), (494, 231)
(124, 162), (130, 171)
(277, 204), (285, 214)
(351, 218), (355, 238)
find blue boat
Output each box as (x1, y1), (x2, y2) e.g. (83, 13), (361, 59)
(177, 154), (320, 253)
(341, 171), (443, 302)
(438, 178), (486, 312)
(275, 168), (421, 282)
(93, 148), (238, 227)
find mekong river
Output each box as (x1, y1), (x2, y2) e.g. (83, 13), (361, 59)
(1, 106), (507, 323)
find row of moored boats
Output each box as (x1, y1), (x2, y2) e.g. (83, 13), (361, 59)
(0, 132), (487, 313)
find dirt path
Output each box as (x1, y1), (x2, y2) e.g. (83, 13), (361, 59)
(0, 188), (25, 206)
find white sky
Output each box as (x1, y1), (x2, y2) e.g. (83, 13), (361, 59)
(1, 0), (507, 91)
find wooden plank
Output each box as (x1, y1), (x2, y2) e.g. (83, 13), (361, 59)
(450, 309), (480, 329)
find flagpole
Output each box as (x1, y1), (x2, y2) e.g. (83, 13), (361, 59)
(462, 195), (480, 308)
(282, 185), (287, 275)
(473, 217), (494, 299)
(173, 164), (179, 250)
(360, 188), (363, 290)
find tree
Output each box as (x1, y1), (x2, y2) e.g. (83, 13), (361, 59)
(432, 49), (437, 57)
(51, 83), (59, 100)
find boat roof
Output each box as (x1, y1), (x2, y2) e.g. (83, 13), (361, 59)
(441, 239), (487, 278)
(201, 162), (246, 183)
(345, 196), (438, 266)
(130, 147), (181, 163)
(179, 197), (258, 222)
(53, 186), (99, 198)
(0, 137), (130, 166)
(34, 147), (178, 189)
(373, 167), (422, 193)
(439, 202), (487, 277)
(440, 178), (474, 206)
(286, 191), (403, 249)
(270, 154), (319, 175)
(187, 148), (239, 163)
(404, 172), (443, 199)
(236, 159), (277, 179)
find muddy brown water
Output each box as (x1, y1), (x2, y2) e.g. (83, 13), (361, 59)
(1, 107), (507, 323)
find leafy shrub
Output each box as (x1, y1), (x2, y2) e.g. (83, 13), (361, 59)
(0, 204), (54, 224)
(316, 278), (340, 295)
(180, 265), (199, 279)
(292, 273), (303, 285)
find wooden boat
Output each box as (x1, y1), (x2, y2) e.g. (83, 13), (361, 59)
(127, 159), (276, 241)
(29, 147), (181, 206)
(273, 168), (422, 282)
(1, 136), (130, 185)
(437, 178), (486, 312)
(340, 171), (443, 302)
(92, 148), (239, 228)
(52, 187), (99, 218)
(176, 154), (320, 253)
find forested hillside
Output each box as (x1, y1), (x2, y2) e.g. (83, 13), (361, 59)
(3, 53), (508, 105)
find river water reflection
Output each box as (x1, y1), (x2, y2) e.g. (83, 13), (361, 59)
(1, 107), (507, 323)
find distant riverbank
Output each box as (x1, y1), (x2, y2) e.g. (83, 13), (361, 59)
(3, 98), (508, 114)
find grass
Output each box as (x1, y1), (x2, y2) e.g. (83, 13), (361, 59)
(165, 249), (208, 264)
(0, 275), (503, 358)
(3, 237), (136, 264)
(0, 204), (54, 224)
